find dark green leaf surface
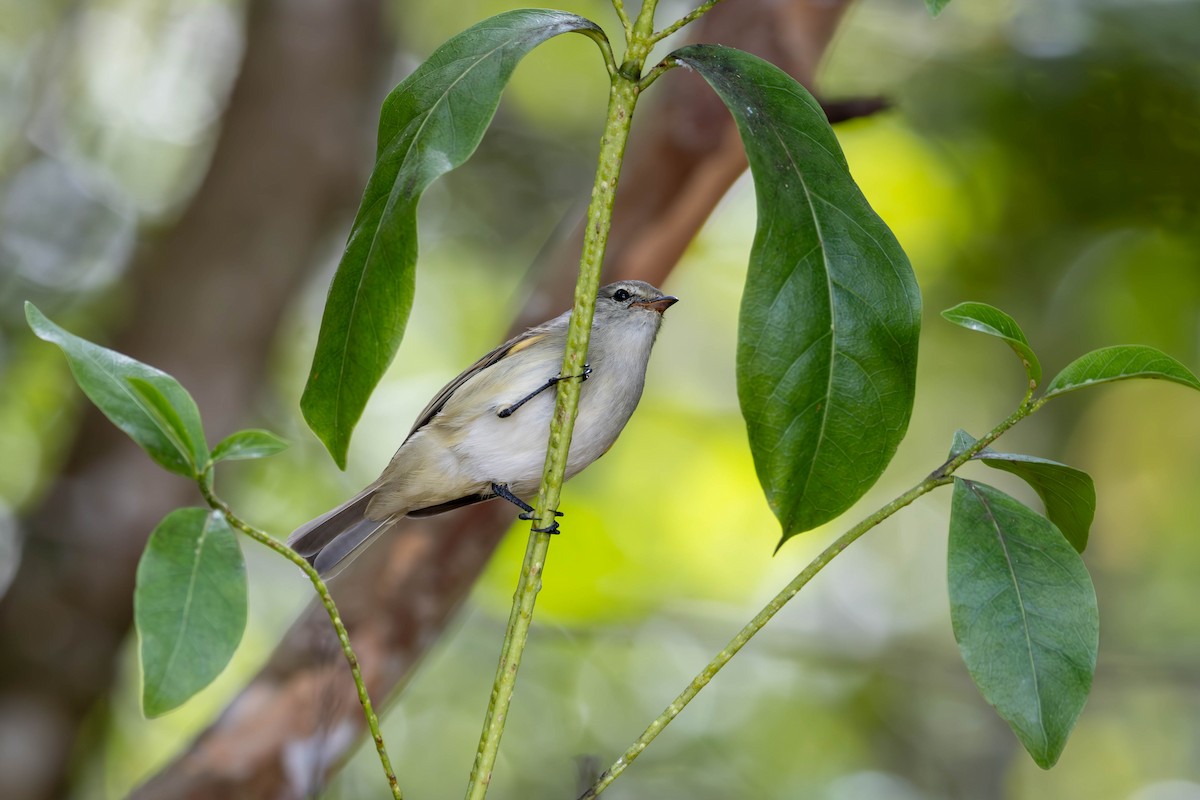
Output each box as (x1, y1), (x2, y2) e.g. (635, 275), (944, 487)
(673, 45), (921, 545)
(950, 430), (1095, 552)
(925, 0), (952, 16)
(1043, 345), (1200, 399)
(211, 429), (290, 463)
(300, 10), (606, 468)
(949, 479), (1098, 768)
(942, 302), (1041, 385)
(26, 302), (208, 477)
(135, 508), (247, 717)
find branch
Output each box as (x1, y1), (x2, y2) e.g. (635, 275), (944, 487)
(579, 398), (1044, 797)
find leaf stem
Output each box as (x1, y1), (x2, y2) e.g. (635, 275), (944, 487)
(651, 0), (729, 44)
(198, 480), (402, 800)
(639, 58), (678, 92)
(579, 398), (1045, 798)
(579, 26), (619, 77)
(464, 6), (661, 797)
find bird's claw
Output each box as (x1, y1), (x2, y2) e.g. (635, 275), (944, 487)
(518, 509), (564, 521)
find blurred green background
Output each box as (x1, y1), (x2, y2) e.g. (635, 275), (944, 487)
(2, 0), (1199, 798)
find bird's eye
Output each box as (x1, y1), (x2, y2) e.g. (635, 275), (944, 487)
(613, 289), (631, 303)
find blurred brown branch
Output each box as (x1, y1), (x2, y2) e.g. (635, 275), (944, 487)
(0, 1), (389, 798)
(133, 1), (855, 797)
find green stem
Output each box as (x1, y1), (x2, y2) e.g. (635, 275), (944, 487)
(579, 26), (619, 78)
(198, 481), (402, 800)
(651, 0), (729, 44)
(638, 58), (677, 92)
(462, 17), (655, 799)
(578, 399), (1043, 798)
(928, 393), (1038, 481)
(610, 0), (632, 36)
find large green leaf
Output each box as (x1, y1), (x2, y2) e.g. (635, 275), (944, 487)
(26, 302), (208, 478)
(300, 10), (607, 468)
(942, 302), (1041, 387)
(949, 479), (1098, 768)
(950, 430), (1095, 553)
(1043, 345), (1200, 399)
(135, 508), (247, 717)
(672, 45), (921, 545)
(211, 428), (289, 463)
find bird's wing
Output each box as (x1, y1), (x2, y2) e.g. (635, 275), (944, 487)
(405, 323), (555, 439)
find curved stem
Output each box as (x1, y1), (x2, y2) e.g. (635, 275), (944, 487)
(580, 26), (619, 78)
(198, 481), (402, 800)
(579, 399), (1044, 798)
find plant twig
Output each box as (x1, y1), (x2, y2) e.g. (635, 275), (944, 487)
(651, 0), (730, 45)
(464, 4), (665, 798)
(638, 58), (677, 92)
(198, 481), (403, 800)
(579, 399), (1043, 798)
(611, 0), (633, 37)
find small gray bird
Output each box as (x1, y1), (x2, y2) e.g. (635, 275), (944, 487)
(289, 280), (678, 577)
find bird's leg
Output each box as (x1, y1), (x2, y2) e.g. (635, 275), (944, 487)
(490, 483), (563, 533)
(490, 483), (534, 514)
(497, 364), (592, 419)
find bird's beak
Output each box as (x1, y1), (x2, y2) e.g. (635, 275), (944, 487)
(632, 295), (678, 314)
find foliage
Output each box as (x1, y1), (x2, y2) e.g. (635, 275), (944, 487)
(948, 479), (1097, 768)
(674, 45), (920, 547)
(300, 10), (606, 469)
(135, 508), (247, 717)
(20, 0), (1200, 797)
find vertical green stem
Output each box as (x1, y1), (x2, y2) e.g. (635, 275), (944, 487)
(198, 482), (403, 800)
(463, 7), (660, 797)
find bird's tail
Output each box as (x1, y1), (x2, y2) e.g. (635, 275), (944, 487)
(287, 487), (397, 578)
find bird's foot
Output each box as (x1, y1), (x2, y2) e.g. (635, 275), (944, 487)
(518, 509), (564, 521)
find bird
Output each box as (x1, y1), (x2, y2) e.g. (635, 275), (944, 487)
(289, 280), (678, 577)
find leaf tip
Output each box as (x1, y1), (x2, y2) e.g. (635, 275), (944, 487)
(299, 384), (349, 471)
(24, 301), (52, 339)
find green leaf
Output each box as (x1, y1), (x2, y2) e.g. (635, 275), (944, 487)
(672, 45), (921, 546)
(135, 508), (247, 717)
(26, 302), (208, 478)
(211, 429), (290, 463)
(942, 302), (1041, 386)
(925, 0), (952, 16)
(949, 479), (1098, 768)
(1043, 345), (1200, 399)
(300, 10), (607, 468)
(950, 430), (1095, 553)
(126, 378), (209, 474)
